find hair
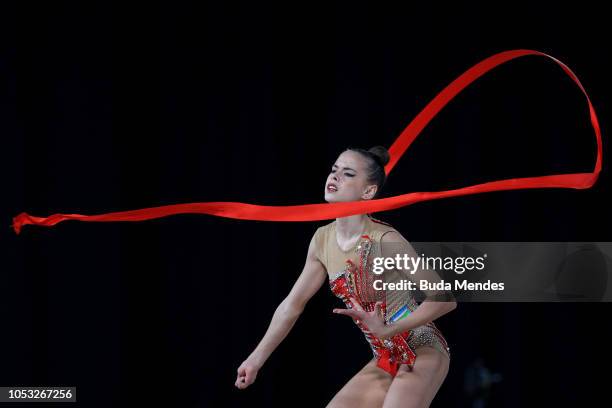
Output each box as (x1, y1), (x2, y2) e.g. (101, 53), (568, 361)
(344, 145), (390, 199)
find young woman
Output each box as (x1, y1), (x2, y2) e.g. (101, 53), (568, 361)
(235, 146), (457, 407)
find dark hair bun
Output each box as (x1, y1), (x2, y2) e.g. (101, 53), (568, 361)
(368, 146), (390, 167)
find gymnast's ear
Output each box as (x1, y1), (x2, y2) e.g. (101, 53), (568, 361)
(362, 184), (378, 200)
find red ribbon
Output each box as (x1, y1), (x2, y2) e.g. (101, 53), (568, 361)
(12, 49), (602, 235)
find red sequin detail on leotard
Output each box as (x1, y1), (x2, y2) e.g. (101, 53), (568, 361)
(329, 234), (417, 377)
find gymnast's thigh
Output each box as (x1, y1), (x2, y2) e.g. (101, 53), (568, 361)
(382, 346), (450, 408)
(326, 357), (393, 408)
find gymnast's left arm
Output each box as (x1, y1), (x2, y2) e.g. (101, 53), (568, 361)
(379, 231), (457, 338)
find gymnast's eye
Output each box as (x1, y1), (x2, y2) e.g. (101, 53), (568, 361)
(331, 168), (354, 177)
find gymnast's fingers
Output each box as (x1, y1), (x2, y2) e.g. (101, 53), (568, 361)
(333, 308), (362, 319)
(374, 301), (384, 319)
(235, 363), (257, 389)
(348, 297), (364, 311)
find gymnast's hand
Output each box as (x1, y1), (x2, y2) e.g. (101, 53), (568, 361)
(333, 297), (394, 340)
(235, 358), (260, 390)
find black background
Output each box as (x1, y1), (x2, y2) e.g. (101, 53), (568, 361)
(3, 1), (612, 407)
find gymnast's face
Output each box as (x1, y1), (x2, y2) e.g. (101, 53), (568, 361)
(325, 150), (378, 203)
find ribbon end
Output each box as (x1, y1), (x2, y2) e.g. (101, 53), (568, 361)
(12, 212), (32, 235)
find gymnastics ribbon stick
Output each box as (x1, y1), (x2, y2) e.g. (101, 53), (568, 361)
(11, 49), (602, 235)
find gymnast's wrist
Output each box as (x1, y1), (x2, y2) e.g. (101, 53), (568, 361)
(247, 352), (265, 370)
(385, 316), (415, 337)
(384, 322), (401, 338)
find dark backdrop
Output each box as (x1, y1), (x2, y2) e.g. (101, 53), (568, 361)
(3, 1), (611, 407)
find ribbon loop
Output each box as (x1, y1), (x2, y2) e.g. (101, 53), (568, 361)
(12, 49), (602, 235)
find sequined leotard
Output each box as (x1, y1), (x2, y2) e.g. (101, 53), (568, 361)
(314, 214), (451, 377)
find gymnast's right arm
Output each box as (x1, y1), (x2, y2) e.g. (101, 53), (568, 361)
(235, 231), (327, 389)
